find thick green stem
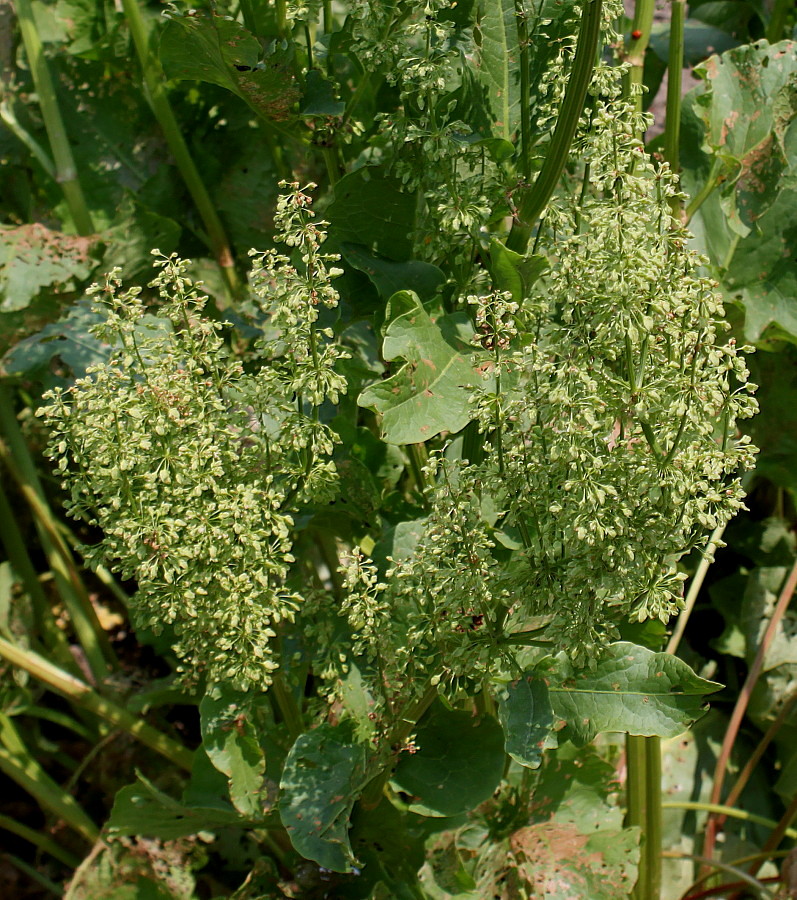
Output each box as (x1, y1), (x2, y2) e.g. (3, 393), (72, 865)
(626, 734), (647, 898)
(622, 0), (655, 115)
(0, 635), (194, 772)
(515, 0), (532, 181)
(627, 733), (662, 900)
(13, 0), (95, 234)
(119, 0), (239, 296)
(507, 0), (603, 253)
(664, 0), (686, 220)
(766, 0), (793, 42)
(645, 736), (662, 899)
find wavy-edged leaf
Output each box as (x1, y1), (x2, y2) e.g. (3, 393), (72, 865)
(279, 723), (368, 872)
(358, 291), (488, 444)
(548, 642), (722, 744)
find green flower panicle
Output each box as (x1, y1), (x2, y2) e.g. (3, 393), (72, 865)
(39, 186), (347, 692)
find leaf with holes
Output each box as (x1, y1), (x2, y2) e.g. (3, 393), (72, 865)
(497, 672), (556, 769)
(279, 723), (368, 872)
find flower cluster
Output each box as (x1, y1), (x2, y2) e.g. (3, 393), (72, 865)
(40, 186), (348, 692)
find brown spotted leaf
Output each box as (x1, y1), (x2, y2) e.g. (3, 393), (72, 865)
(279, 723), (368, 873)
(0, 224), (97, 313)
(692, 40), (797, 235)
(357, 290), (490, 445)
(509, 822), (639, 899)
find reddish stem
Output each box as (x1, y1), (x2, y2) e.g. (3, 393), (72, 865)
(702, 558), (797, 868)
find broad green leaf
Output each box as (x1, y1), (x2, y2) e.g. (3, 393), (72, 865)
(341, 802), (427, 899)
(2, 297), (107, 388)
(279, 723), (368, 872)
(548, 642), (722, 744)
(746, 346), (797, 490)
(301, 69), (345, 116)
(509, 823), (639, 899)
(357, 291), (487, 444)
(160, 15), (300, 122)
(199, 687), (266, 818)
(488, 238), (548, 304)
(723, 183), (797, 343)
(342, 243), (445, 302)
(0, 224), (97, 313)
(327, 168), (417, 261)
(390, 702), (505, 817)
(108, 773), (240, 839)
(691, 39), (797, 234)
(478, 0), (521, 141)
(497, 673), (555, 769)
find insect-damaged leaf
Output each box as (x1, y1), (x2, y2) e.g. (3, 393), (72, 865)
(390, 702), (505, 817)
(358, 290), (489, 444)
(160, 15), (299, 121)
(690, 39), (797, 235)
(509, 822), (640, 899)
(199, 687), (266, 818)
(547, 642), (722, 745)
(497, 672), (555, 769)
(279, 723), (368, 872)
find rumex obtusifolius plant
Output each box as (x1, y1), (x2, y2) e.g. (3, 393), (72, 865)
(31, 0), (763, 882)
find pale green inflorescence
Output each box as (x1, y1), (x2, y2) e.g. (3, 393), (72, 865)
(40, 184), (347, 692)
(339, 2), (758, 688)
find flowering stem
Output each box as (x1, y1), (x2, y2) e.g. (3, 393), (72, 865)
(507, 0), (603, 253)
(359, 683), (439, 809)
(13, 0), (95, 235)
(664, 0), (686, 220)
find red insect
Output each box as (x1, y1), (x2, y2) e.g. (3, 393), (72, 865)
(631, 29), (643, 39)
